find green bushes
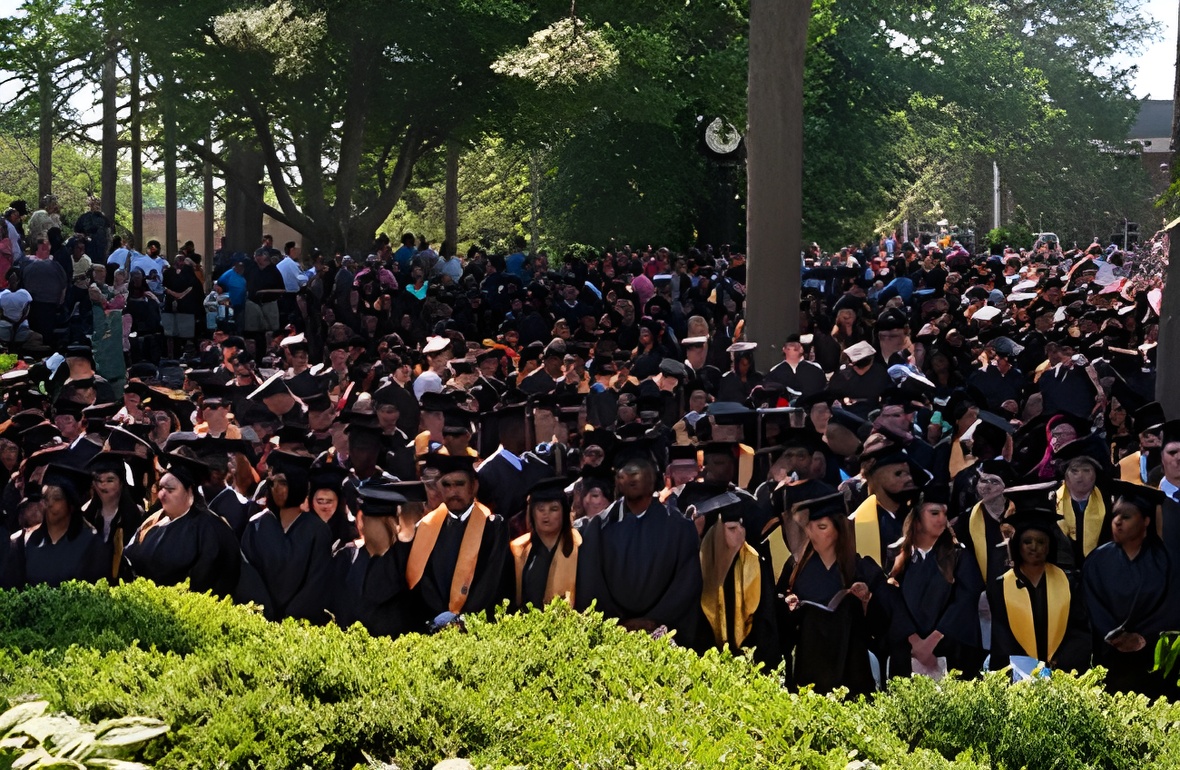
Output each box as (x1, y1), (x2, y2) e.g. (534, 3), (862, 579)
(1, 581), (1179, 769)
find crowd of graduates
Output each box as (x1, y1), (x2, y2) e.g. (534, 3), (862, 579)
(0, 225), (1176, 697)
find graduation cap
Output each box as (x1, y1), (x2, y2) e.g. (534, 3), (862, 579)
(199, 381), (233, 407)
(355, 481), (407, 517)
(706, 401), (755, 425)
(123, 380), (152, 401)
(725, 341), (757, 354)
(272, 423), (313, 449)
(827, 408), (871, 440)
(876, 308), (909, 331)
(611, 433), (658, 469)
(345, 417), (386, 446)
(919, 483), (951, 507)
(420, 452), (477, 478)
(82, 402), (121, 422)
(53, 399), (85, 419)
(658, 359), (689, 381)
(843, 341), (877, 364)
(144, 387), (197, 432)
(419, 391), (455, 413)
(105, 425), (155, 455)
(268, 448), (315, 478)
(778, 427), (821, 454)
(279, 333), (309, 353)
(1107, 479), (1164, 519)
(422, 336), (451, 356)
(880, 387), (921, 413)
(989, 336), (1025, 358)
(976, 458), (1016, 486)
(527, 477), (572, 504)
(41, 463), (94, 505)
(247, 371), (293, 402)
(667, 443), (700, 466)
(1054, 433), (1113, 475)
(389, 480), (428, 503)
(973, 306), (1001, 323)
(159, 452), (213, 488)
(1004, 482), (1059, 516)
(449, 359), (476, 376)
(86, 451), (152, 490)
(1132, 402), (1166, 434)
(442, 408), (475, 436)
(792, 491), (848, 522)
(20, 421), (61, 454)
(519, 341), (545, 365)
(976, 409), (1018, 436)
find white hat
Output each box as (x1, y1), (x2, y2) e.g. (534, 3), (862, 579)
(843, 341), (877, 363)
(681, 336), (709, 345)
(973, 306), (1001, 323)
(423, 336), (451, 355)
(726, 342), (757, 353)
(279, 332), (306, 348)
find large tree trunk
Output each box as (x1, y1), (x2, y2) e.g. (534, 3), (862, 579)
(223, 139), (264, 254)
(745, 0), (809, 370)
(163, 80), (178, 255)
(130, 51), (143, 240)
(203, 129), (215, 290)
(445, 139), (459, 250)
(100, 29), (118, 219)
(37, 61), (52, 203)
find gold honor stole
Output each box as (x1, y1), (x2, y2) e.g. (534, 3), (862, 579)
(406, 502), (493, 614)
(1118, 452), (1143, 484)
(949, 437), (972, 479)
(852, 494), (882, 566)
(509, 530), (582, 607)
(1057, 485), (1105, 557)
(968, 500), (1013, 577)
(700, 529), (762, 649)
(1002, 565), (1070, 661)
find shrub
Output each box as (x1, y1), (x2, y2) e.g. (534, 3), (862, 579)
(0, 581), (1177, 769)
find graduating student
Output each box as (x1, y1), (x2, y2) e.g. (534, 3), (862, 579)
(328, 480), (419, 639)
(884, 485), (985, 678)
(954, 458), (1018, 585)
(83, 453), (149, 581)
(691, 490), (781, 670)
(777, 492), (887, 696)
(1083, 481), (1175, 696)
(1052, 434), (1113, 566)
(986, 489), (1090, 673)
(405, 453), (511, 628)
(509, 477), (582, 610)
(239, 450), (334, 623)
(576, 456), (703, 638)
(121, 452), (242, 597)
(849, 440), (922, 569)
(2, 464), (107, 588)
(308, 464), (355, 546)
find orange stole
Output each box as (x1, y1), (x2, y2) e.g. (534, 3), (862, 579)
(406, 502), (493, 613)
(509, 530), (582, 607)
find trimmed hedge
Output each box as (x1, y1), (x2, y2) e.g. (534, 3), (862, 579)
(0, 582), (1178, 769)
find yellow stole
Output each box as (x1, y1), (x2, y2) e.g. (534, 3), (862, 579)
(405, 502), (492, 613)
(1002, 565), (1070, 661)
(1118, 452), (1143, 484)
(509, 530), (582, 607)
(110, 528), (124, 581)
(761, 517), (793, 584)
(1056, 485), (1104, 557)
(968, 500), (1013, 577)
(694, 444), (755, 489)
(699, 528), (762, 649)
(852, 494), (882, 566)
(949, 439), (972, 479)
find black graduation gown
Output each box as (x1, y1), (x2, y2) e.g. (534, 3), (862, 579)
(716, 370), (763, 404)
(691, 548), (782, 671)
(1038, 365), (1097, 420)
(884, 542), (985, 677)
(60, 436), (103, 470)
(986, 567), (1090, 672)
(239, 510), (334, 623)
(412, 509), (512, 621)
(329, 540), (419, 638)
(952, 505), (1013, 585)
(515, 537), (560, 610)
(82, 501), (146, 581)
(2, 521), (108, 588)
(776, 554), (887, 696)
(206, 486), (258, 539)
(585, 387), (619, 429)
(575, 500), (703, 638)
(691, 365), (722, 396)
(379, 430), (416, 480)
(764, 360), (827, 399)
(121, 507), (242, 597)
(284, 370), (323, 399)
(825, 362), (892, 402)
(477, 449), (548, 521)
(1083, 540), (1175, 695)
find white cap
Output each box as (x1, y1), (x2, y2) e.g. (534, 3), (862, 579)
(681, 336), (709, 345)
(973, 306), (1001, 323)
(726, 342), (757, 353)
(279, 332), (306, 348)
(843, 341), (877, 363)
(423, 336), (451, 355)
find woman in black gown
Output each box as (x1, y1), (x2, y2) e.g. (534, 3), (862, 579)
(986, 493), (1090, 674)
(83, 454), (148, 581)
(777, 492), (888, 696)
(2, 464), (107, 588)
(121, 452), (241, 597)
(884, 485), (984, 678)
(509, 478), (582, 611)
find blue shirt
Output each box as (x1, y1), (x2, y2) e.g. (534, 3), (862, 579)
(393, 245), (416, 274)
(506, 251), (527, 279)
(217, 268), (247, 307)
